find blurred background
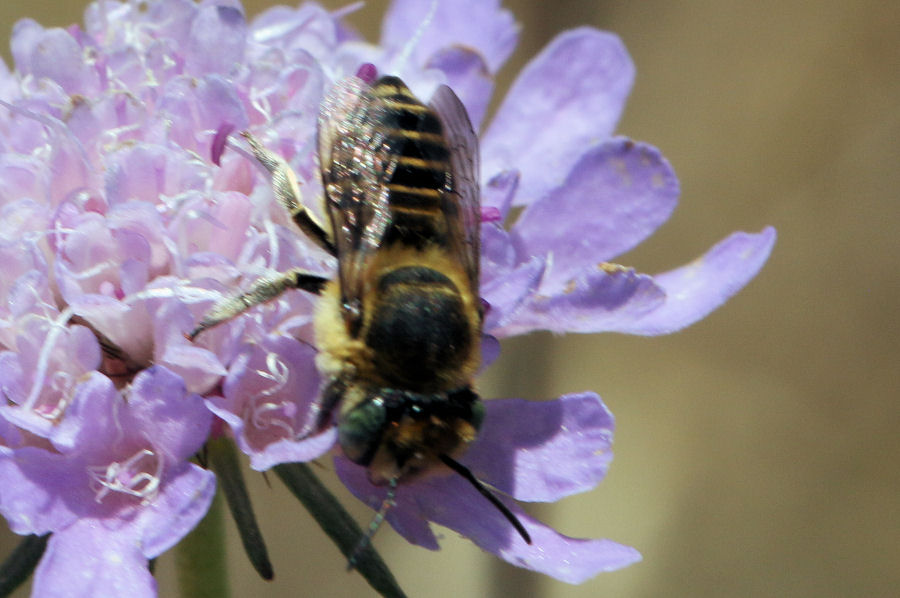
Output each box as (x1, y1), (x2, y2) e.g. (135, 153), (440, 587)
(1, 1), (897, 597)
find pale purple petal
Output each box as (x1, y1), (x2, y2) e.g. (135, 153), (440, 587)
(511, 138), (679, 289)
(612, 227), (777, 335)
(0, 328), (102, 444)
(137, 462), (216, 558)
(107, 202), (171, 281)
(464, 394), (614, 502)
(334, 457), (440, 551)
(381, 0), (518, 73)
(250, 3), (340, 62)
(194, 75), (251, 138)
(123, 366), (213, 464)
(336, 458), (639, 582)
(497, 266), (665, 336)
(0, 156), (50, 206)
(440, 498), (642, 583)
(104, 144), (206, 207)
(482, 28), (634, 204)
(168, 190), (252, 264)
(205, 398), (337, 471)
(245, 429), (337, 472)
(0, 447), (83, 534)
(482, 256), (545, 332)
(153, 302), (226, 395)
(15, 26), (100, 95)
(67, 295), (154, 367)
(425, 46), (493, 129)
(480, 222), (516, 274)
(48, 371), (119, 453)
(482, 169), (519, 218)
(185, 4), (247, 76)
(461, 393), (613, 502)
(210, 335), (334, 469)
(53, 212), (128, 299)
(32, 520), (156, 598)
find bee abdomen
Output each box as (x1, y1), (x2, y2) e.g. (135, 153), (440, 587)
(370, 77), (455, 249)
(365, 265), (473, 391)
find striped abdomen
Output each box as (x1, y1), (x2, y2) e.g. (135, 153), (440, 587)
(370, 76), (452, 249)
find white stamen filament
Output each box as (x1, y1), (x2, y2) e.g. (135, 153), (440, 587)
(36, 371), (75, 420)
(88, 447), (162, 504)
(22, 306), (75, 413)
(245, 352), (295, 436)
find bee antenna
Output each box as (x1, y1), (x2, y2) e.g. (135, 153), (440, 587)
(439, 454), (532, 545)
(347, 476), (398, 571)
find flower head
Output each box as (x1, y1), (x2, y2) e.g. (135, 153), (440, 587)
(0, 0), (774, 594)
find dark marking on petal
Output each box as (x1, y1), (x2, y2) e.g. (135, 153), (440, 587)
(211, 122), (235, 166)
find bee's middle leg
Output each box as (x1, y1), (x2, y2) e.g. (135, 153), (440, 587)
(188, 268), (328, 340)
(242, 132), (335, 255)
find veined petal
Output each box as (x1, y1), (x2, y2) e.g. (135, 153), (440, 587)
(137, 462), (216, 559)
(496, 265), (665, 336)
(334, 457), (440, 551)
(511, 138), (679, 287)
(463, 393), (615, 502)
(335, 458), (640, 582)
(482, 28), (634, 204)
(124, 366), (212, 464)
(185, 4), (247, 76)
(0, 447), (83, 535)
(431, 491), (641, 583)
(32, 520), (156, 598)
(482, 256), (545, 332)
(613, 227), (777, 335)
(211, 335), (334, 470)
(381, 0), (518, 73)
(425, 46), (493, 130)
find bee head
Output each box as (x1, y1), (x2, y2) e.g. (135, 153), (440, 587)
(333, 383), (484, 485)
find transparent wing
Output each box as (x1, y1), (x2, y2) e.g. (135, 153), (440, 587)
(318, 77), (399, 335)
(429, 85), (481, 293)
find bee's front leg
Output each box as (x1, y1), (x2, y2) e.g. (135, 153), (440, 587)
(188, 268), (328, 340)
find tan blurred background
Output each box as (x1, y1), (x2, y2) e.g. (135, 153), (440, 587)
(1, 1), (897, 597)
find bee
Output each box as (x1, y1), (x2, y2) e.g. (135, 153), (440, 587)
(190, 74), (530, 549)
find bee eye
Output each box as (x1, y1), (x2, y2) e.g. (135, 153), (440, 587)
(338, 399), (386, 465)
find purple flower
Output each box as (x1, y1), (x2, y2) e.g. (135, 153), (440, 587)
(0, 367), (214, 598)
(0, 0), (774, 593)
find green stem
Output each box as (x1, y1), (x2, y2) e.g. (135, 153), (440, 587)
(206, 437), (273, 580)
(0, 533), (49, 596)
(274, 462), (408, 598)
(174, 486), (230, 598)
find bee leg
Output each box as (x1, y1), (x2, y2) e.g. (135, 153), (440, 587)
(188, 268), (328, 340)
(242, 132), (335, 256)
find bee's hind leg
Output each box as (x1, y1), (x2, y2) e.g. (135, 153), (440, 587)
(188, 268), (328, 340)
(242, 132), (335, 256)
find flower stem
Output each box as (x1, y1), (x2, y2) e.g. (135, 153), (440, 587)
(274, 462), (408, 598)
(206, 437), (273, 580)
(174, 485), (230, 598)
(0, 533), (49, 596)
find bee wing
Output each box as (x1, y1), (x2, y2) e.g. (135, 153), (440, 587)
(318, 77), (399, 333)
(429, 85), (481, 293)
